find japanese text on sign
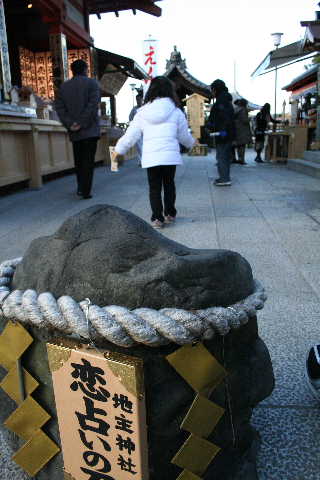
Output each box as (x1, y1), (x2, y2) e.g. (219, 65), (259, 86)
(47, 343), (149, 480)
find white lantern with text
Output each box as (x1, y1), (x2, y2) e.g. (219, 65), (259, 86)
(142, 36), (158, 90)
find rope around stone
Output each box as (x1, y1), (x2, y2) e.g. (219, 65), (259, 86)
(0, 258), (267, 348)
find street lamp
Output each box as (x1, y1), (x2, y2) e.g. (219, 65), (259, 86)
(129, 83), (136, 108)
(271, 32), (283, 123)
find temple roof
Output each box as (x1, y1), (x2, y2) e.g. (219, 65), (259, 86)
(87, 0), (162, 17)
(282, 65), (317, 91)
(231, 91), (261, 111)
(164, 47), (211, 100)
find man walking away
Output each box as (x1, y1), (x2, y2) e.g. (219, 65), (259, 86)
(233, 98), (252, 165)
(129, 91), (143, 165)
(55, 59), (100, 199)
(207, 79), (235, 186)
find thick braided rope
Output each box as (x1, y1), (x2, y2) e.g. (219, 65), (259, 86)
(0, 258), (267, 348)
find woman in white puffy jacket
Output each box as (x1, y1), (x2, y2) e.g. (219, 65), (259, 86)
(112, 76), (196, 229)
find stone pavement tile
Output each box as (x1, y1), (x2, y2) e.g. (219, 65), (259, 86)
(214, 203), (261, 218)
(163, 217), (219, 249)
(252, 407), (320, 480)
(249, 260), (313, 295)
(299, 265), (320, 294)
(279, 241), (320, 265)
(257, 293), (320, 407)
(216, 217), (278, 243)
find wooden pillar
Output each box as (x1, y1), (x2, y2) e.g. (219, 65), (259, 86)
(29, 125), (42, 189)
(290, 97), (298, 126)
(110, 95), (116, 126)
(316, 64), (320, 144)
(90, 46), (99, 79)
(0, 0), (11, 101)
(49, 32), (69, 97)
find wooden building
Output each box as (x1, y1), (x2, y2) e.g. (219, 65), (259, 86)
(164, 46), (211, 102)
(164, 46), (211, 141)
(0, 0), (162, 189)
(282, 65), (316, 153)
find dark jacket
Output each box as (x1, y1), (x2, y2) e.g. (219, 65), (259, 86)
(207, 91), (235, 144)
(254, 111), (277, 134)
(234, 105), (252, 145)
(55, 74), (101, 142)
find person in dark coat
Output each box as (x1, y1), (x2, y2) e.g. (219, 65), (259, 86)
(233, 98), (252, 165)
(254, 102), (278, 163)
(55, 59), (100, 199)
(129, 91), (143, 165)
(207, 79), (235, 186)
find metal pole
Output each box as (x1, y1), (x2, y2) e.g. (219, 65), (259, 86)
(316, 63), (320, 143)
(274, 46), (278, 122)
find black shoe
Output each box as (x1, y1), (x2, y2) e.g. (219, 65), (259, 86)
(214, 179), (232, 186)
(254, 157), (263, 163)
(82, 194), (92, 199)
(239, 161), (247, 165)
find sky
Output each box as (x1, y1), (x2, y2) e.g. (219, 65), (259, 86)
(89, 0), (316, 122)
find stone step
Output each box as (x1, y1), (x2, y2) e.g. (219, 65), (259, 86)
(303, 151), (320, 163)
(287, 158), (320, 179)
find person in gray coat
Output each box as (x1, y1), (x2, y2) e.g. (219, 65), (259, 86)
(233, 98), (252, 165)
(55, 59), (100, 199)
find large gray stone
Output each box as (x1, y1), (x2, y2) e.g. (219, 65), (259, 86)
(13, 205), (254, 309)
(1, 205), (274, 480)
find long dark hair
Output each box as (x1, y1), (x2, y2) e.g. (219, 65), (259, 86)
(143, 76), (180, 107)
(261, 103), (271, 114)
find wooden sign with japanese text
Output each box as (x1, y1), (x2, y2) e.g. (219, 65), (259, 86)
(46, 343), (149, 480)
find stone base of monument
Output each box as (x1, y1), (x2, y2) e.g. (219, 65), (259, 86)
(0, 205), (274, 480)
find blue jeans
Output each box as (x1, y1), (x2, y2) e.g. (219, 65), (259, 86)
(216, 142), (232, 182)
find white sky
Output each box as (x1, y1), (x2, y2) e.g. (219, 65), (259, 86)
(90, 0), (316, 122)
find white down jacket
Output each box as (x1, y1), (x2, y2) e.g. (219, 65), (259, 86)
(115, 98), (195, 168)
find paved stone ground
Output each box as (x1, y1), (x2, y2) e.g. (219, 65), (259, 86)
(1, 148), (320, 479)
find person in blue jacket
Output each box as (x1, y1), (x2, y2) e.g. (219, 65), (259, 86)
(207, 79), (235, 186)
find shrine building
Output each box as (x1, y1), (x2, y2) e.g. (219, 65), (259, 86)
(0, 0), (162, 190)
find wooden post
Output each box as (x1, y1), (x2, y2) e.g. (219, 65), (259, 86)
(316, 64), (320, 144)
(290, 98), (298, 126)
(0, 0), (11, 100)
(110, 95), (116, 126)
(29, 125), (42, 189)
(49, 32), (69, 97)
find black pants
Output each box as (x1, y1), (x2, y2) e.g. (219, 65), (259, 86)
(72, 137), (98, 197)
(147, 165), (177, 222)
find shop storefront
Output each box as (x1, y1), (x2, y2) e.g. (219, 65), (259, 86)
(283, 65), (317, 153)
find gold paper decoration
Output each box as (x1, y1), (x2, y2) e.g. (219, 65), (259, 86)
(167, 343), (227, 479)
(12, 429), (60, 477)
(0, 320), (60, 475)
(166, 343), (227, 394)
(177, 470), (202, 480)
(0, 321), (33, 370)
(0, 365), (39, 405)
(105, 350), (145, 399)
(180, 394), (225, 438)
(47, 343), (72, 372)
(172, 434), (220, 476)
(4, 395), (51, 441)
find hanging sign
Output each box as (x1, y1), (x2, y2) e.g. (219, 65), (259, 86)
(47, 342), (149, 480)
(99, 65), (127, 95)
(142, 36), (158, 86)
